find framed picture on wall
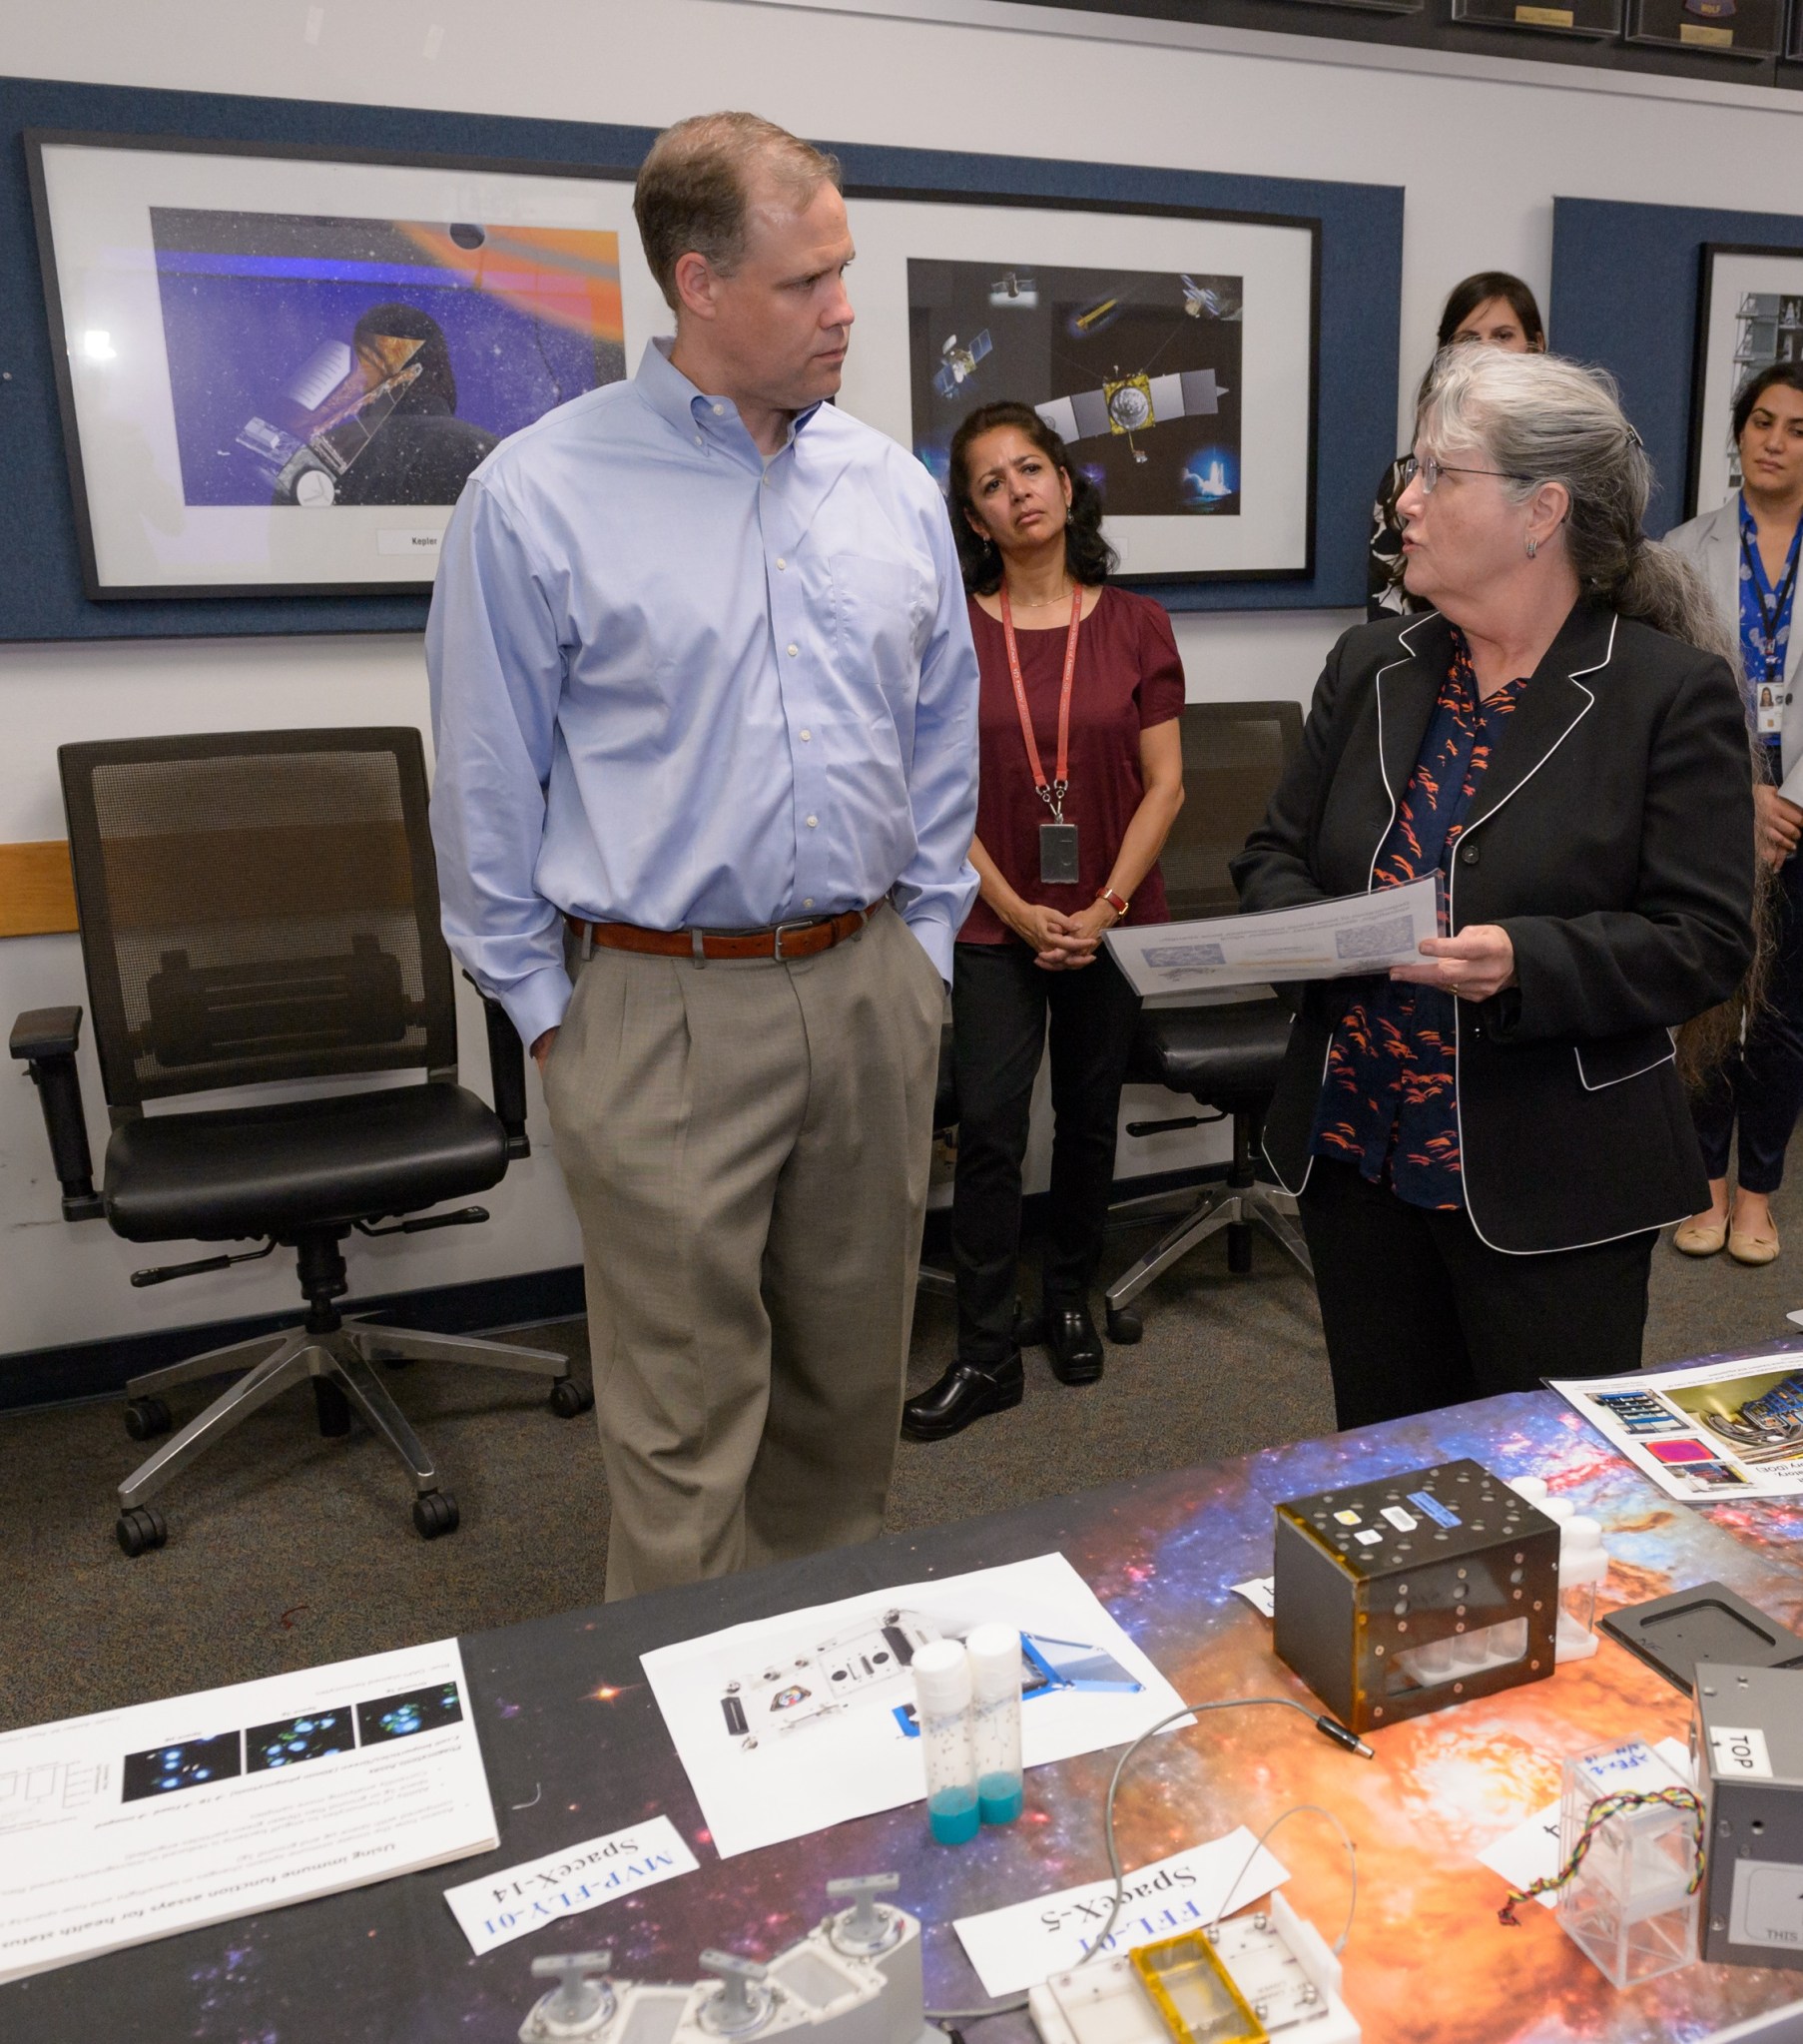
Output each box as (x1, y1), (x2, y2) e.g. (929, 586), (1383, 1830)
(25, 132), (665, 599)
(1685, 243), (1803, 519)
(836, 192), (1319, 583)
(1450, 0), (1622, 36)
(1626, 0), (1780, 54)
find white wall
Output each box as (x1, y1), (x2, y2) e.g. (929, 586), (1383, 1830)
(5, 0), (1803, 1359)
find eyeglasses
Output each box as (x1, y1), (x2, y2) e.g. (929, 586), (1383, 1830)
(1400, 453), (1531, 495)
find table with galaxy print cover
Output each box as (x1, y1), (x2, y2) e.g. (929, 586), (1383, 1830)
(7, 1385), (1803, 2044)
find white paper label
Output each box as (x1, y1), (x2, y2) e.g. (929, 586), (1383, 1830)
(443, 1813), (698, 1956)
(1711, 1726), (1774, 1779)
(953, 1830), (1289, 1995)
(378, 528), (442, 555)
(1230, 1577), (1275, 1618)
(1729, 1859), (1803, 1950)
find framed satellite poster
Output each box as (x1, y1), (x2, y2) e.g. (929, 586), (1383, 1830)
(26, 131), (666, 598)
(836, 189), (1320, 583)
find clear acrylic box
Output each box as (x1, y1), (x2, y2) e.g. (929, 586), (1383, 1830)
(1556, 1739), (1699, 1988)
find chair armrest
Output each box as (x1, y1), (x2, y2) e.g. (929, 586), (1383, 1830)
(462, 973), (530, 1161)
(9, 1006), (105, 1221)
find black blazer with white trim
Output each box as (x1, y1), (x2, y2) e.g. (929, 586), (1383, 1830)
(1230, 598), (1757, 1254)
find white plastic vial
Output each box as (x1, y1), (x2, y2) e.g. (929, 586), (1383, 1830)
(964, 1623), (1024, 1826)
(911, 1640), (978, 1845)
(1555, 1514), (1607, 1662)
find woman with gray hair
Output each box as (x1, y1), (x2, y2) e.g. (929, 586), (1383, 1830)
(1232, 346), (1756, 1427)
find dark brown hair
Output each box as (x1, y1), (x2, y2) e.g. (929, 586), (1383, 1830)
(633, 112), (841, 312)
(1436, 272), (1545, 352)
(947, 401), (1117, 596)
(1732, 360), (1803, 441)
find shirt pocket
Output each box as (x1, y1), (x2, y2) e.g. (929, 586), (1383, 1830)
(828, 552), (927, 679)
(1573, 1027), (1677, 1092)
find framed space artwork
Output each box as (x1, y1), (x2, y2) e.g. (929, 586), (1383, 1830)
(1685, 243), (1803, 521)
(1625, 0), (1780, 53)
(1449, 0), (1622, 36)
(25, 132), (665, 599)
(836, 191), (1319, 584)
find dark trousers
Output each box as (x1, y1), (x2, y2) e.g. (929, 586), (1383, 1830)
(950, 940), (1141, 1362)
(1693, 851), (1803, 1196)
(1298, 1156), (1657, 1430)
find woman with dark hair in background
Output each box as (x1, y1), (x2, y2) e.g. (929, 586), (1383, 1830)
(1235, 347), (1755, 1428)
(1368, 272), (1546, 620)
(1665, 360), (1803, 1264)
(902, 401), (1186, 1443)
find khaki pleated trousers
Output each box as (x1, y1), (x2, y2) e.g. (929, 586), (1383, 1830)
(542, 903), (942, 1601)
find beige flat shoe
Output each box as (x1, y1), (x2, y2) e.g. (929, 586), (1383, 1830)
(1727, 1222), (1780, 1266)
(1673, 1213), (1729, 1256)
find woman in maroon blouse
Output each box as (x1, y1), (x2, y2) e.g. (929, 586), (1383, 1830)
(902, 402), (1186, 1443)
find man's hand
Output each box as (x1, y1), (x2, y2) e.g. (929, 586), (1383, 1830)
(1756, 783), (1802, 869)
(1390, 925), (1516, 1003)
(531, 1026), (559, 1073)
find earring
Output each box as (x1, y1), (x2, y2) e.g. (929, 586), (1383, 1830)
(1525, 536), (1538, 559)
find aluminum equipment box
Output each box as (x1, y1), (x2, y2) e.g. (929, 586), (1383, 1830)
(1692, 1665), (1803, 1969)
(1273, 1459), (1560, 1734)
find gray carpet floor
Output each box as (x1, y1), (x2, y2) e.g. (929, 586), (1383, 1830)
(3, 1189), (1797, 1734)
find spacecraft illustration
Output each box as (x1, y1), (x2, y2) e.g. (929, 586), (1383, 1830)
(1036, 366), (1230, 466)
(933, 330), (993, 399)
(990, 271), (1039, 307)
(237, 331), (429, 506)
(717, 1607), (1141, 1749)
(1696, 1370), (1803, 1463)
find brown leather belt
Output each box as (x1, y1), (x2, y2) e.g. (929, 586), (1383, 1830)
(567, 903), (878, 965)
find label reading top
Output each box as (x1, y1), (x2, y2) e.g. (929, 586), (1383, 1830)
(1407, 1490), (1463, 1529)
(1711, 1725), (1774, 1779)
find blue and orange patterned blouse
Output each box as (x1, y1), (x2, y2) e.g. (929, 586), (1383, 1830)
(1309, 630), (1524, 1209)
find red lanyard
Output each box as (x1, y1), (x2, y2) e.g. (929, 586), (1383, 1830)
(999, 582), (1082, 825)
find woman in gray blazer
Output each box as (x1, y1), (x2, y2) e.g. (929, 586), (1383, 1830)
(1665, 361), (1803, 1265)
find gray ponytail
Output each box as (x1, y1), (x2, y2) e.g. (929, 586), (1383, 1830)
(1417, 348), (1734, 665)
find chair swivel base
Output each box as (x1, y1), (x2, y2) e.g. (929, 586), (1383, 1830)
(1103, 1182), (1313, 1342)
(115, 1318), (588, 1554)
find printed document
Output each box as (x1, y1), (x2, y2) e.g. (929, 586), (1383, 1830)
(641, 1553), (1187, 1860)
(0, 1637), (495, 1984)
(1105, 875), (1440, 998)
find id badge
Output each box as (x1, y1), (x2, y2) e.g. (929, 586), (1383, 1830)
(1039, 822), (1080, 885)
(1758, 685), (1785, 737)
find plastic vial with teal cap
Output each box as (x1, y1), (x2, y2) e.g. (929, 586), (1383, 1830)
(965, 1623), (1024, 1825)
(911, 1639), (979, 1845)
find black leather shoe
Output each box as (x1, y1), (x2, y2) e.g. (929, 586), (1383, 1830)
(902, 1352), (1024, 1441)
(1044, 1303), (1104, 1385)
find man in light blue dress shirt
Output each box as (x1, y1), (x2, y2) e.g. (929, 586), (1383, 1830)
(427, 114), (979, 1600)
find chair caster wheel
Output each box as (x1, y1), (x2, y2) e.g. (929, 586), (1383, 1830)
(117, 1505), (168, 1557)
(548, 1376), (593, 1419)
(1106, 1307), (1143, 1345)
(412, 1490), (459, 1540)
(124, 1397), (172, 1441)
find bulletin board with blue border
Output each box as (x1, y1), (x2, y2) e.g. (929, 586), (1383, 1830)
(1550, 194), (1803, 538)
(0, 74), (1403, 639)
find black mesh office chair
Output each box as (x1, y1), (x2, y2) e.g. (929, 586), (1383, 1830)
(1103, 700), (1314, 1342)
(9, 729), (591, 1555)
